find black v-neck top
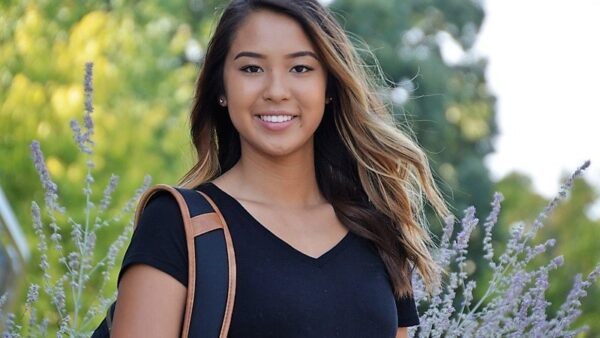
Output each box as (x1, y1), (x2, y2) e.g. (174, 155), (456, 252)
(118, 183), (419, 337)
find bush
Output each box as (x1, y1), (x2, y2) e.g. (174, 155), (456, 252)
(0, 63), (150, 337)
(411, 161), (599, 337)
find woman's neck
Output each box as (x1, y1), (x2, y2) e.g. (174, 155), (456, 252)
(214, 147), (325, 209)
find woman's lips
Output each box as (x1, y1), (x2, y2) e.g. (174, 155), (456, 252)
(255, 115), (298, 131)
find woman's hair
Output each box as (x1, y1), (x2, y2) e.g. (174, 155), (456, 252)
(179, 0), (449, 297)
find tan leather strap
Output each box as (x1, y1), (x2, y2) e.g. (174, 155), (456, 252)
(190, 212), (222, 237)
(134, 184), (197, 338)
(196, 191), (237, 338)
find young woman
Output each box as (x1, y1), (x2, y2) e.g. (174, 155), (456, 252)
(111, 0), (448, 337)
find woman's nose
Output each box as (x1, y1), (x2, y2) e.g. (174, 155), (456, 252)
(262, 70), (290, 102)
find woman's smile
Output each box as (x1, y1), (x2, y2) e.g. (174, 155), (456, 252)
(255, 112), (299, 131)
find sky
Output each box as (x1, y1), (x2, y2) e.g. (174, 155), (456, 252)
(473, 0), (600, 202)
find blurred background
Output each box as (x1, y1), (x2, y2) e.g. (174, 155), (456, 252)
(0, 0), (598, 335)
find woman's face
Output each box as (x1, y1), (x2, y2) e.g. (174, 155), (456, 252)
(222, 9), (328, 159)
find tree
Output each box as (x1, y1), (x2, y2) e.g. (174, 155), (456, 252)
(329, 0), (497, 215)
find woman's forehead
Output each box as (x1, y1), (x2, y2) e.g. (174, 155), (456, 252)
(228, 10), (316, 58)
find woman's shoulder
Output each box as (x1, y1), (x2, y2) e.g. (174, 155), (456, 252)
(191, 181), (231, 209)
(118, 189), (188, 287)
(138, 189), (182, 221)
(141, 184), (212, 217)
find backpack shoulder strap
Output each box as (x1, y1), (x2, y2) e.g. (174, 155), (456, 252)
(190, 189), (237, 338)
(134, 184), (236, 338)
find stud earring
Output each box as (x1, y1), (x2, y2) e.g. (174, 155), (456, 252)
(218, 96), (227, 107)
(325, 97), (333, 104)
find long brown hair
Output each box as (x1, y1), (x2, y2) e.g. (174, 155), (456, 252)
(179, 0), (449, 297)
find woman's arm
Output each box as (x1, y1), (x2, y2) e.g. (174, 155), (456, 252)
(110, 264), (187, 337)
(396, 327), (409, 338)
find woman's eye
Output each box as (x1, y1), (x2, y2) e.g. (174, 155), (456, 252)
(291, 65), (313, 73)
(240, 65), (262, 73)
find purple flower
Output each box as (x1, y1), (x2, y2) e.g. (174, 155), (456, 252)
(587, 263), (600, 282)
(549, 256), (565, 270)
(25, 284), (40, 309)
(70, 62), (96, 155)
(99, 174), (119, 213)
(452, 207), (478, 267)
(530, 160), (590, 235)
(70, 119), (92, 154)
(84, 62), (94, 114)
(30, 141), (64, 213)
(482, 192), (503, 262)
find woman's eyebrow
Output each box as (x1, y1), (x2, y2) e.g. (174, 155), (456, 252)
(233, 51), (319, 60)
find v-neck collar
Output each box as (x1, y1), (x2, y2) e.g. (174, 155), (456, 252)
(203, 182), (353, 267)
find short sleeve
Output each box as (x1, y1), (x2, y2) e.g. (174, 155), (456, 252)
(396, 294), (420, 327)
(117, 191), (189, 287)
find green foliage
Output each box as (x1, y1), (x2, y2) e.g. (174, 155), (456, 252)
(0, 0), (226, 228)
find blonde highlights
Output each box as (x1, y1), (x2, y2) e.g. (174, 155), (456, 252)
(305, 12), (448, 296)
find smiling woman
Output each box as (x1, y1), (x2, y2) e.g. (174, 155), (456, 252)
(222, 9), (328, 156)
(108, 1), (449, 337)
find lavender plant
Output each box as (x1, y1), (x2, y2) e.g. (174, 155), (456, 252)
(0, 63), (151, 337)
(411, 161), (600, 338)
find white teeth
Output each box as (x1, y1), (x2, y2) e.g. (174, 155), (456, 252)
(259, 115), (294, 123)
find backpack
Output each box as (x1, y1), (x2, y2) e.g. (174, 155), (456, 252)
(91, 184), (236, 337)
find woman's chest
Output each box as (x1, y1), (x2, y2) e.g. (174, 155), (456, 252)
(235, 198), (349, 260)
(226, 215), (399, 338)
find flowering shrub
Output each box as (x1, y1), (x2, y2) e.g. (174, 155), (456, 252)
(411, 161), (599, 337)
(0, 64), (598, 337)
(0, 63), (150, 337)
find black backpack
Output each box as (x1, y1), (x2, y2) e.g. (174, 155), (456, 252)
(91, 184), (236, 337)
